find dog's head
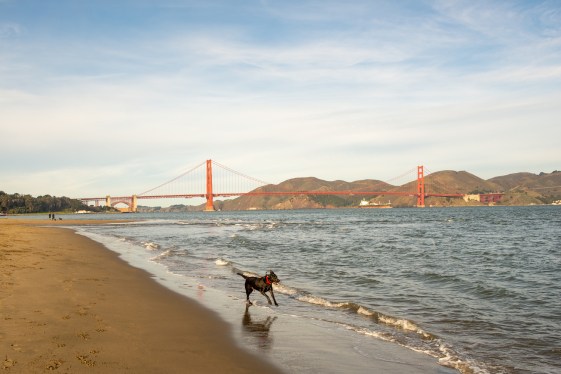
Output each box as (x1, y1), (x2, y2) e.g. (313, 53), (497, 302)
(267, 270), (280, 283)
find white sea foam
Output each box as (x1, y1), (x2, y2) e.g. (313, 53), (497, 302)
(437, 343), (490, 374)
(271, 283), (298, 296)
(116, 219), (164, 225)
(297, 294), (347, 308)
(351, 326), (392, 342)
(142, 241), (160, 250)
(215, 258), (229, 266)
(357, 306), (374, 316)
(378, 314), (431, 337)
(151, 249), (172, 261)
(348, 322), (484, 374)
(293, 290), (434, 341)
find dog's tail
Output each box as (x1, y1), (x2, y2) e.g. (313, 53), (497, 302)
(237, 272), (249, 279)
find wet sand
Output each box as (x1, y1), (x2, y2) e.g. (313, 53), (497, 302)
(0, 219), (283, 373)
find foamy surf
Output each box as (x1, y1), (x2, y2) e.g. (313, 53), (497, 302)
(150, 249), (172, 261)
(289, 290), (435, 339)
(142, 241), (160, 250)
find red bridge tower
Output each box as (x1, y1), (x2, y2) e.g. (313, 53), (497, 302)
(417, 165), (425, 208)
(205, 159), (214, 211)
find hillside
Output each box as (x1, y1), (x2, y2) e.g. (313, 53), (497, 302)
(490, 171), (561, 197)
(488, 172), (541, 190)
(215, 170), (560, 210)
(136, 169), (561, 211)
(386, 171), (504, 207)
(489, 170), (561, 206)
(216, 177), (393, 210)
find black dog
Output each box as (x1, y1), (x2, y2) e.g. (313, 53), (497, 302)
(237, 271), (280, 306)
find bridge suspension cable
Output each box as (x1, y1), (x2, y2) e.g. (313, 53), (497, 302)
(138, 160), (207, 196)
(382, 167), (419, 189)
(212, 160), (271, 186)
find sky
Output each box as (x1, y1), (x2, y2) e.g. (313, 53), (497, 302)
(1, 0), (560, 200)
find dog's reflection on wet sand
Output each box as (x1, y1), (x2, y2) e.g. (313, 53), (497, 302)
(242, 305), (278, 350)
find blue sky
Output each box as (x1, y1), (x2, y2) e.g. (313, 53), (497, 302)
(1, 0), (560, 200)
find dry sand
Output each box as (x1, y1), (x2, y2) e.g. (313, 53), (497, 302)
(0, 219), (283, 373)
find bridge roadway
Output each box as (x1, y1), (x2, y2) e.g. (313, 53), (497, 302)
(81, 191), (466, 202)
(80, 190), (467, 213)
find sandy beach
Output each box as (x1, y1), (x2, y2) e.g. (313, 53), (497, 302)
(0, 219), (283, 373)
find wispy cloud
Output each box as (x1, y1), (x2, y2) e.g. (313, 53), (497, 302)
(0, 22), (21, 37)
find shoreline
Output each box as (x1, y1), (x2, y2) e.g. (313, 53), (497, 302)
(2, 218), (459, 373)
(1, 219), (283, 373)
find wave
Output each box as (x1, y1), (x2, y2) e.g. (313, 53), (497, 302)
(273, 283), (436, 339)
(215, 258), (230, 266)
(352, 324), (488, 374)
(170, 219), (277, 229)
(150, 249), (173, 261)
(142, 241), (160, 250)
(162, 218), (332, 232)
(270, 282), (491, 373)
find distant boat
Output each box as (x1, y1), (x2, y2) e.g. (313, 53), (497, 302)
(0, 212), (7, 218)
(358, 198), (392, 209)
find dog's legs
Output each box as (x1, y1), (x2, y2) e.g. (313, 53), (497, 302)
(259, 290), (273, 305)
(245, 283), (254, 305)
(270, 289), (279, 306)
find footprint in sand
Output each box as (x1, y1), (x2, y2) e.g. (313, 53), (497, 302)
(76, 305), (89, 316)
(45, 359), (63, 370)
(3, 357), (16, 370)
(76, 354), (96, 367)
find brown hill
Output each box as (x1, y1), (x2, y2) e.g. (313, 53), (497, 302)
(489, 171), (561, 196)
(218, 171), (507, 210)
(384, 171), (503, 207)
(426, 170), (502, 194)
(217, 177), (394, 210)
(138, 169), (561, 211)
(219, 170), (561, 210)
(488, 172), (540, 190)
(488, 170), (561, 205)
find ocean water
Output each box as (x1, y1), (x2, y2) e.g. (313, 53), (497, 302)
(65, 206), (560, 373)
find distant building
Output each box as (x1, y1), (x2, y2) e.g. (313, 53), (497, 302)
(479, 193), (503, 204)
(463, 193), (503, 204)
(463, 194), (480, 202)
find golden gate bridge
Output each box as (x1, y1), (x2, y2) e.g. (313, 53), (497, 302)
(80, 159), (467, 212)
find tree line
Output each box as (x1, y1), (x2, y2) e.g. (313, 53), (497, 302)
(0, 191), (104, 214)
